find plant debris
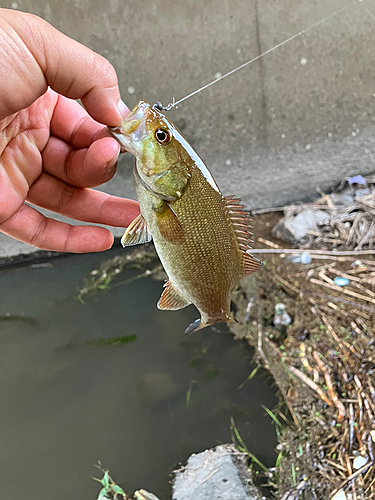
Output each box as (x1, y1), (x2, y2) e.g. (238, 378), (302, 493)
(267, 174), (375, 251)
(93, 463), (161, 500)
(231, 250), (375, 499)
(76, 246), (162, 303)
(79, 203), (375, 499)
(85, 334), (137, 347)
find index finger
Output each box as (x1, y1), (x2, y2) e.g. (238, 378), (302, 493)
(0, 203), (116, 253)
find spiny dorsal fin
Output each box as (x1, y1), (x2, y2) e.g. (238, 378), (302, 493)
(223, 194), (254, 250)
(121, 214), (152, 247)
(157, 281), (191, 310)
(223, 195), (262, 276)
(243, 252), (263, 276)
(156, 204), (184, 244)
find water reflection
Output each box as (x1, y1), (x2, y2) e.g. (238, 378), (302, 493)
(0, 248), (277, 499)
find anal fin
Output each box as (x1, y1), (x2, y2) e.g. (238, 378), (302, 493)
(157, 281), (191, 310)
(121, 214), (152, 247)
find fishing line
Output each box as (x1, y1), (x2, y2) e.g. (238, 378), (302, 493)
(159, 5), (352, 111)
(358, 0), (375, 21)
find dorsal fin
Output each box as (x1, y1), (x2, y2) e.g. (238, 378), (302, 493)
(157, 281), (191, 310)
(243, 251), (263, 275)
(223, 194), (254, 251)
(223, 195), (263, 276)
(121, 214), (152, 247)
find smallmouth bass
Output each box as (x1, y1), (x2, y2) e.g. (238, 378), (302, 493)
(110, 101), (262, 334)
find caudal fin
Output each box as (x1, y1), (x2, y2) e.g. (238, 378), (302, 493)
(185, 319), (202, 335)
(184, 313), (235, 335)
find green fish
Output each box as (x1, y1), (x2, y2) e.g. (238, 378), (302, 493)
(110, 101), (261, 334)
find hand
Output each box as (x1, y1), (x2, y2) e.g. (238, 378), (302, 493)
(0, 8), (139, 253)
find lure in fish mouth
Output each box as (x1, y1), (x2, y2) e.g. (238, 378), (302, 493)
(109, 100), (262, 334)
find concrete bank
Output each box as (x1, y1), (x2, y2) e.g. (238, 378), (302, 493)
(172, 445), (263, 500)
(1, 0), (375, 258)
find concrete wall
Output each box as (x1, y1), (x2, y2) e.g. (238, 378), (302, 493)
(2, 0), (375, 256)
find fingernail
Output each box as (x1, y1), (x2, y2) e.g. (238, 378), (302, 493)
(105, 149), (119, 173)
(118, 99), (130, 119)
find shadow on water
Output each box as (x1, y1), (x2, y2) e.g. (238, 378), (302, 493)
(0, 247), (278, 499)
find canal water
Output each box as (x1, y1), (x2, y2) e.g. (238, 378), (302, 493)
(0, 248), (277, 499)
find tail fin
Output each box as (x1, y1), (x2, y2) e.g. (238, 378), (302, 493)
(185, 319), (202, 335)
(184, 313), (235, 335)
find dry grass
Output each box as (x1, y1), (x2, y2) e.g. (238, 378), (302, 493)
(253, 174), (375, 252)
(233, 252), (375, 499)
(303, 180), (375, 250)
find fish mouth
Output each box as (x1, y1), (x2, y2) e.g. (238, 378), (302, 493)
(108, 103), (148, 155)
(108, 125), (134, 154)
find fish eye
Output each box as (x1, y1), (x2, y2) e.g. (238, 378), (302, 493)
(155, 127), (171, 144)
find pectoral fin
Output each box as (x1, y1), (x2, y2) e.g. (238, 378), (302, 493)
(157, 281), (191, 310)
(121, 214), (152, 247)
(155, 204), (184, 244)
(153, 169), (190, 201)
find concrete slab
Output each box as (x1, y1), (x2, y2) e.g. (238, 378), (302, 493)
(172, 444), (263, 500)
(2, 0), (375, 258)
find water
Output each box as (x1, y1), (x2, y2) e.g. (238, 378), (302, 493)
(0, 248), (277, 499)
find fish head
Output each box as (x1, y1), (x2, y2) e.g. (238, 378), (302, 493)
(110, 100), (190, 201)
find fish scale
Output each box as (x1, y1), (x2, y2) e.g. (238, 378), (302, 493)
(135, 165), (237, 315)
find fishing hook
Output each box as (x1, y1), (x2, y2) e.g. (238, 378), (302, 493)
(152, 98), (175, 112)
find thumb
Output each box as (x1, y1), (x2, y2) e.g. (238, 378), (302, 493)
(1, 9), (129, 126)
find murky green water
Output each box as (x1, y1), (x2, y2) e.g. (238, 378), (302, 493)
(0, 248), (277, 499)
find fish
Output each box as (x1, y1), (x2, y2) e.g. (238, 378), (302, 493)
(109, 100), (262, 334)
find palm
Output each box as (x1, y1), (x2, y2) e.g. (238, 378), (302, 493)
(0, 89), (139, 252)
(1, 93), (53, 218)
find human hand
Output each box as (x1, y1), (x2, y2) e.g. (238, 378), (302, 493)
(0, 8), (139, 253)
